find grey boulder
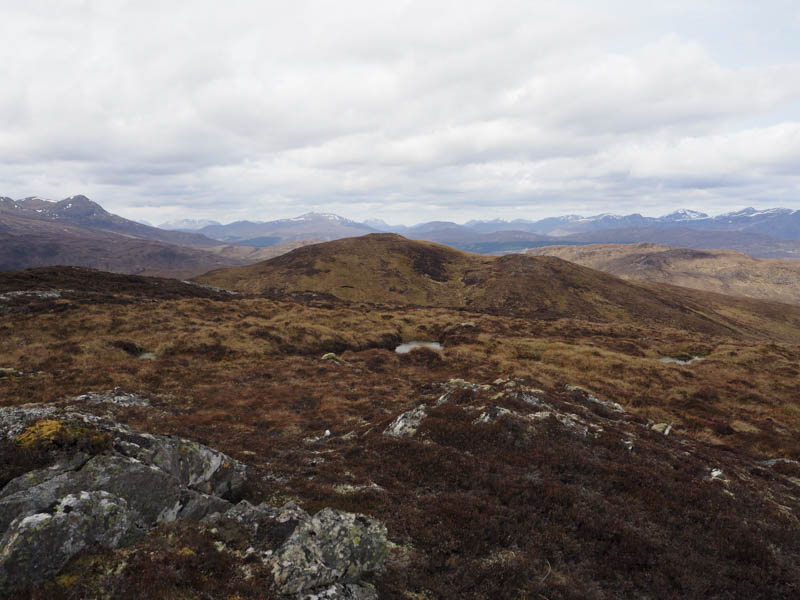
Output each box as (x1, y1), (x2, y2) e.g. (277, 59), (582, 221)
(270, 507), (388, 595)
(0, 491), (144, 592)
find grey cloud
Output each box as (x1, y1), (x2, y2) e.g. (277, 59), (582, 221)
(1, 1), (799, 224)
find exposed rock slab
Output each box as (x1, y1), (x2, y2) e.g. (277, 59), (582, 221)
(0, 491), (144, 592)
(0, 403), (389, 597)
(270, 507), (388, 595)
(0, 405), (247, 594)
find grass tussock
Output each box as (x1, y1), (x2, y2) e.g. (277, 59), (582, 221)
(2, 269), (800, 599)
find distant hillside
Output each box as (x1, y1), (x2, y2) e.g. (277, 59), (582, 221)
(392, 212), (800, 257)
(0, 197), (321, 278)
(198, 212), (377, 243)
(404, 227), (554, 254)
(196, 233), (800, 342)
(0, 195), (220, 247)
(0, 213), (242, 279)
(158, 218), (221, 231)
(206, 239), (320, 263)
(527, 243), (800, 304)
(560, 227), (800, 258)
(0, 265), (235, 299)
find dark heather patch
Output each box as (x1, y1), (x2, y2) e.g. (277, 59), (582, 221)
(410, 248), (449, 282)
(266, 519), (299, 549)
(111, 340), (144, 356)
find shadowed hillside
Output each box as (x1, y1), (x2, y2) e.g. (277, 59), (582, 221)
(0, 213), (243, 278)
(0, 213), (314, 279)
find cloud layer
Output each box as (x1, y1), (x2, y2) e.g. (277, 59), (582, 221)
(2, 1), (799, 224)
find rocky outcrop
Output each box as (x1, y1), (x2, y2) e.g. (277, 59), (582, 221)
(206, 500), (387, 598)
(0, 491), (143, 591)
(271, 507), (387, 595)
(74, 389), (151, 406)
(0, 404), (245, 593)
(0, 403), (389, 597)
(384, 404), (428, 437)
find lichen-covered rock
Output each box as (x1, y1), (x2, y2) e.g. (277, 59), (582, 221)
(0, 404), (247, 500)
(651, 423), (672, 435)
(0, 491), (144, 593)
(565, 385), (625, 413)
(270, 507), (388, 595)
(109, 427), (247, 498)
(0, 403), (389, 598)
(0, 404), (246, 594)
(472, 406), (515, 425)
(177, 489), (233, 521)
(205, 499), (302, 552)
(446, 378), (490, 391)
(74, 389), (151, 406)
(384, 404), (428, 437)
(300, 582), (379, 600)
(0, 405), (57, 439)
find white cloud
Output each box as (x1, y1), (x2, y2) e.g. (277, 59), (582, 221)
(1, 1), (799, 224)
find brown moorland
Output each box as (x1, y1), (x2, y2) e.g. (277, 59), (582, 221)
(198, 233), (800, 342)
(2, 243), (800, 598)
(527, 242), (800, 305)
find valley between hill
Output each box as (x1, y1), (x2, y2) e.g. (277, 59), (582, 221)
(527, 242), (800, 305)
(2, 237), (800, 599)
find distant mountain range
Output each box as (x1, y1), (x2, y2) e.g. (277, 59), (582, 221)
(158, 218), (222, 231)
(0, 196), (317, 277)
(164, 205), (800, 257)
(4, 194), (800, 278)
(453, 207), (800, 237)
(0, 195), (221, 247)
(195, 212), (377, 243)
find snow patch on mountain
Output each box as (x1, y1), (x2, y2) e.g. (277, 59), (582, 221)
(661, 209), (708, 221)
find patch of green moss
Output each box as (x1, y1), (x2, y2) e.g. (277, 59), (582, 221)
(14, 419), (111, 454)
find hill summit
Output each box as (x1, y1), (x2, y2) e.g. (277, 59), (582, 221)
(196, 233), (800, 342)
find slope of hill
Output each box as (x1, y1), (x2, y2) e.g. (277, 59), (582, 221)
(198, 212), (377, 243)
(405, 227), (554, 254)
(527, 243), (800, 304)
(0, 265), (235, 299)
(560, 227), (800, 258)
(205, 238), (321, 262)
(196, 233), (800, 343)
(0, 195), (220, 247)
(0, 213), (243, 278)
(4, 263), (800, 598)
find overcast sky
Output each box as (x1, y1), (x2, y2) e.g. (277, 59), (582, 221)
(2, 1), (799, 225)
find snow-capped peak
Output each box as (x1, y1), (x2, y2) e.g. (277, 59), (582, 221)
(661, 209), (708, 221)
(719, 207), (791, 218)
(296, 212), (347, 222)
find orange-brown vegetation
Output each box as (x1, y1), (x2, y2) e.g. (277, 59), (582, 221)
(528, 242), (800, 304)
(3, 242), (800, 598)
(197, 234), (800, 344)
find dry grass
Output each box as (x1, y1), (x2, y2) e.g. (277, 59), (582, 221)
(528, 242), (800, 304)
(3, 265), (800, 598)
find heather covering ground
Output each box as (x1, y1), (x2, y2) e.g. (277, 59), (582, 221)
(2, 245), (800, 598)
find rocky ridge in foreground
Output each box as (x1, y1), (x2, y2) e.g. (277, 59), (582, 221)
(0, 394), (388, 598)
